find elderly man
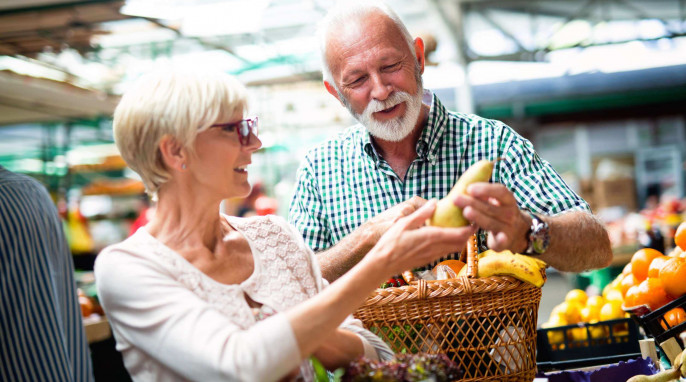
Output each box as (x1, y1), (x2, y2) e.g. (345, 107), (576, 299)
(289, 1), (612, 281)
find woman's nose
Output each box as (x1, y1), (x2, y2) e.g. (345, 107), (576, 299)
(244, 131), (262, 152)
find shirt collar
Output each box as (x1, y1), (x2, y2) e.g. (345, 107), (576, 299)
(418, 90), (449, 165)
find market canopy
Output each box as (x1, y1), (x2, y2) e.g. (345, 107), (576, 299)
(0, 69), (119, 126)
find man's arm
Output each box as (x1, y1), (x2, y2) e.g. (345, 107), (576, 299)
(316, 196), (428, 281)
(456, 183), (612, 272)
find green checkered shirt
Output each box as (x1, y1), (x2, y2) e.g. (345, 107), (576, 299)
(288, 91), (589, 253)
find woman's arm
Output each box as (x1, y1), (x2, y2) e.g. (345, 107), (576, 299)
(286, 200), (476, 363)
(95, 250), (302, 382)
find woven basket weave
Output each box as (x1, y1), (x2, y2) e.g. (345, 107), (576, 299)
(353, 235), (544, 381)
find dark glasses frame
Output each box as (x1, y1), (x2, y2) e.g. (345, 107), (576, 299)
(210, 117), (259, 146)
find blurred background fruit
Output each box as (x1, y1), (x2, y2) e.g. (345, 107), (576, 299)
(675, 222), (686, 251)
(565, 289), (588, 307)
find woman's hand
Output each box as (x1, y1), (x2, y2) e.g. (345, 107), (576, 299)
(367, 199), (477, 276)
(311, 328), (364, 370)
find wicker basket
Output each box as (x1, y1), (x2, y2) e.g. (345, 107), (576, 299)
(353, 235), (544, 381)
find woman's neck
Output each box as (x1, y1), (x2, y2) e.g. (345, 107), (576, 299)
(146, 184), (226, 254)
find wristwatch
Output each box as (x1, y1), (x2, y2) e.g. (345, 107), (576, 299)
(524, 211), (550, 256)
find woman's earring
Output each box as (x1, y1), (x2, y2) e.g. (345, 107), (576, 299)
(181, 163), (187, 170)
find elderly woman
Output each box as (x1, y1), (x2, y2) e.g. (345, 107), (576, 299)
(94, 68), (475, 381)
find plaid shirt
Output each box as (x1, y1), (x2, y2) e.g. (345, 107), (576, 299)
(288, 91), (589, 254)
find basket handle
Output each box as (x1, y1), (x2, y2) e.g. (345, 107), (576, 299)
(465, 233), (478, 278)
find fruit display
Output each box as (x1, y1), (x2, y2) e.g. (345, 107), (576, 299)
(70, 155), (128, 172)
(81, 177), (145, 196)
(340, 353), (463, 382)
(616, 245), (686, 313)
(428, 159), (494, 228)
(541, 288), (630, 348)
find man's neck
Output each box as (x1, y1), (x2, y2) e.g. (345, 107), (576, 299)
(371, 104), (430, 180)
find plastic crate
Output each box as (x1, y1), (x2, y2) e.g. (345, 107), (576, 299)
(536, 318), (642, 371)
(626, 293), (686, 357)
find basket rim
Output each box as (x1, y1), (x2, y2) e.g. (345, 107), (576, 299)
(361, 273), (546, 307)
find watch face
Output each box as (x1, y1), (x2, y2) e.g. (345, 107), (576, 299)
(528, 213), (550, 255)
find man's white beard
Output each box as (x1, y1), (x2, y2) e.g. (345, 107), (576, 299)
(351, 89), (423, 142)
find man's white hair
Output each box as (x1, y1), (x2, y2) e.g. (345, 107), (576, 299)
(317, 0), (415, 90)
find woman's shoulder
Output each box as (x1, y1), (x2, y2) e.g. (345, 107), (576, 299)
(94, 230), (165, 278)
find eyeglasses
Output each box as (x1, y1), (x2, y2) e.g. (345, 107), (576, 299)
(210, 117), (259, 146)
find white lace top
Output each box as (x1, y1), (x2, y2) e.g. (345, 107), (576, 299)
(94, 214), (387, 382)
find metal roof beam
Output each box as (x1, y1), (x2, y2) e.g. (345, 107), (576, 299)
(137, 17), (253, 65)
(0, 0), (122, 16)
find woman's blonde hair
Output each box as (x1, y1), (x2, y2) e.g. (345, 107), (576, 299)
(113, 68), (248, 198)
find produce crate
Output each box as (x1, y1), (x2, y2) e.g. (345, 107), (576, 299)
(626, 293), (686, 360)
(536, 318), (642, 371)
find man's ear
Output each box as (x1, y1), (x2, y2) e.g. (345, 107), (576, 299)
(158, 135), (187, 172)
(324, 81), (343, 105)
(414, 37), (426, 75)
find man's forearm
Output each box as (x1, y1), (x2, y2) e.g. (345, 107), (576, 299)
(316, 225), (376, 281)
(540, 211), (613, 272)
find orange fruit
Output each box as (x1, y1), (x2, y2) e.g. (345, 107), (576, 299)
(658, 257), (686, 298)
(552, 301), (583, 324)
(675, 222), (686, 251)
(618, 273), (637, 297)
(633, 278), (674, 311)
(624, 285), (640, 308)
(647, 255), (670, 279)
(433, 259), (466, 279)
(668, 246), (683, 257)
(622, 262), (632, 276)
(604, 288), (624, 304)
(586, 296), (605, 315)
(631, 248), (664, 281)
(660, 307), (686, 330)
(600, 300), (625, 321)
(565, 289), (588, 306)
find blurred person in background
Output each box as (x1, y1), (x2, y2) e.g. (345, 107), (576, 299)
(95, 68), (476, 381)
(236, 181), (264, 217)
(289, 0), (613, 281)
(0, 166), (94, 382)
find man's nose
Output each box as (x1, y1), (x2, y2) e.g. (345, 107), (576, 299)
(369, 73), (392, 101)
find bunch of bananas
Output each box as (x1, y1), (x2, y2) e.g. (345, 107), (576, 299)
(458, 250), (547, 287)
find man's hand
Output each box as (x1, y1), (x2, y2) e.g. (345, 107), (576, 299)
(454, 182), (613, 272)
(454, 183), (531, 253)
(361, 196), (428, 245)
(316, 196), (428, 281)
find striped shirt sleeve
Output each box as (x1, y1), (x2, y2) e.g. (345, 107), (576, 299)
(0, 168), (94, 382)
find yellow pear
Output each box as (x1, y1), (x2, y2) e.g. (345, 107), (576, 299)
(428, 159), (494, 227)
